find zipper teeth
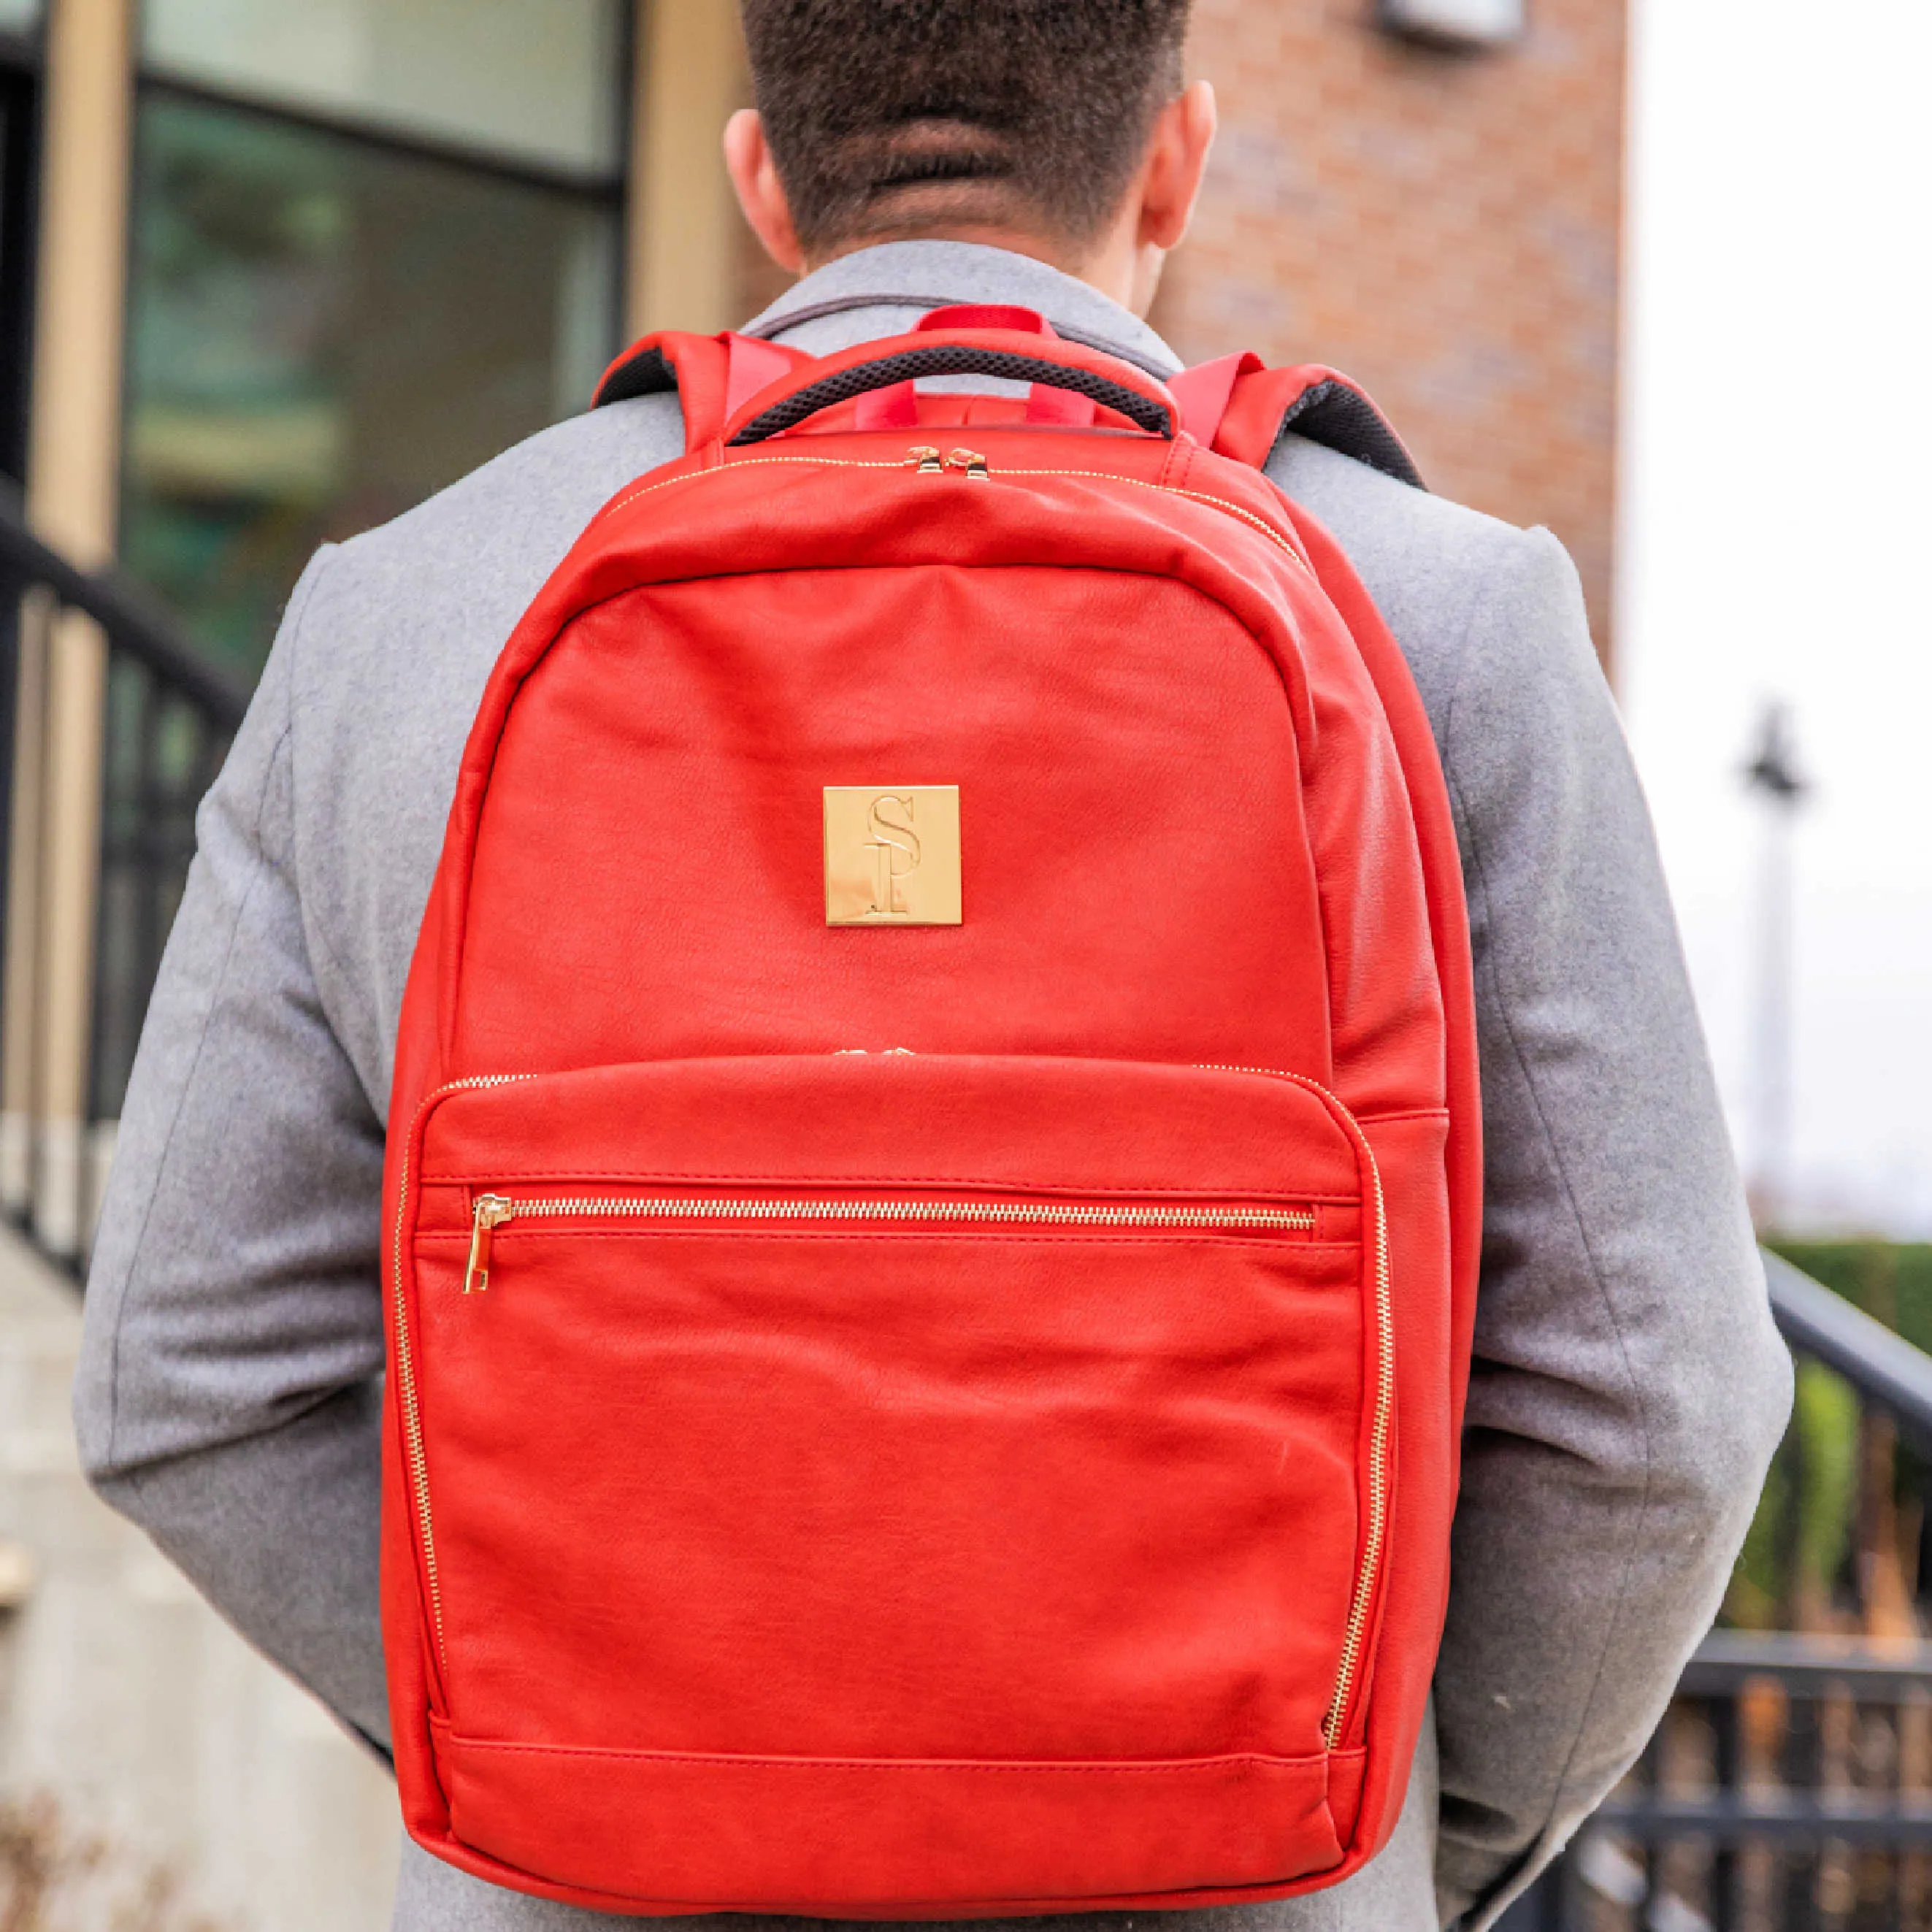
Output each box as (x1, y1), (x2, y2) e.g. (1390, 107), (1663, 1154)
(984, 468), (1314, 576)
(599, 453), (920, 524)
(392, 1072), (537, 1665)
(596, 451), (1311, 574)
(490, 1195), (1314, 1230)
(1197, 1064), (1392, 1749)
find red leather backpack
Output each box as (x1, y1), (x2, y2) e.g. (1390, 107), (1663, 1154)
(381, 307), (1480, 1915)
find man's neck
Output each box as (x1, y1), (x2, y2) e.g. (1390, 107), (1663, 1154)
(808, 225), (1146, 317)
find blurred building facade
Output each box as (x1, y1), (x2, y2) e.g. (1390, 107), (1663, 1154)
(0, 0), (1632, 1330)
(1, 0), (1627, 672)
(1165, 0), (1626, 643)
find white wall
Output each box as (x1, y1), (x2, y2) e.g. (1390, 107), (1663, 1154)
(1620, 0), (1932, 1234)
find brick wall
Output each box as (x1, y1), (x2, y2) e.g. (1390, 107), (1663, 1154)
(1154, 0), (1627, 653)
(721, 0), (1626, 651)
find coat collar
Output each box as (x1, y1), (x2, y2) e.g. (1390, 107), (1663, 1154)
(741, 240), (1184, 380)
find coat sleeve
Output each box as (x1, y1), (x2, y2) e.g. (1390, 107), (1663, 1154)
(1427, 526), (1792, 1927)
(71, 545), (394, 1756)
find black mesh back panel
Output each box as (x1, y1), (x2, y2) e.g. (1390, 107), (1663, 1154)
(1274, 380), (1425, 490)
(594, 345), (677, 409)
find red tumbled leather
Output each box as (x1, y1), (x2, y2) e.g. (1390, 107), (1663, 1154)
(382, 325), (1477, 1916)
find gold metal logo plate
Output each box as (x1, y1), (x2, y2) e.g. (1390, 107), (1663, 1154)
(824, 786), (962, 926)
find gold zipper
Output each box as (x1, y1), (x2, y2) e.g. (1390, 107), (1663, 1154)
(1197, 1065), (1391, 1748)
(461, 1191), (1316, 1292)
(981, 461), (1314, 576)
(391, 1072), (536, 1666)
(595, 448), (1310, 573)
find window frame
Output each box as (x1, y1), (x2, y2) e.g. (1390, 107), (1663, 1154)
(113, 55), (632, 678)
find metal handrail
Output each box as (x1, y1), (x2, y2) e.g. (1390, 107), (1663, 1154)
(1680, 1628), (1932, 1698)
(0, 495), (247, 729)
(1762, 1247), (1932, 1454)
(0, 496), (243, 1272)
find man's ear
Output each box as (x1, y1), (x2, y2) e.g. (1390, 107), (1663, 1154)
(1137, 80), (1218, 254)
(725, 109), (808, 276)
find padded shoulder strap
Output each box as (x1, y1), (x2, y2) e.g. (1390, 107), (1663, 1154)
(1171, 353), (1425, 490)
(591, 331), (813, 453)
(1278, 501), (1479, 1416)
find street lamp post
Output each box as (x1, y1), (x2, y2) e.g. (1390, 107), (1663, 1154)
(1742, 702), (1809, 1230)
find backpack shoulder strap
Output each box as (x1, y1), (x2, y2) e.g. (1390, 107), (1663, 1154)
(1278, 499), (1480, 1417)
(1169, 353), (1425, 490)
(591, 330), (813, 453)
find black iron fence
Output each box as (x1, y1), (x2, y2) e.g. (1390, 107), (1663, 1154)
(1507, 1254), (1932, 1931)
(0, 493), (244, 1271)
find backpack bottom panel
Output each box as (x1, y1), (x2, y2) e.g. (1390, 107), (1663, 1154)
(429, 1718), (1352, 1911)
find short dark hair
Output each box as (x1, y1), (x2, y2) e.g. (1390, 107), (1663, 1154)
(740, 1), (1192, 258)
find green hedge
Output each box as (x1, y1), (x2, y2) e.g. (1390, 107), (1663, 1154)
(1768, 1240), (1932, 1352)
(1725, 1241), (1932, 1628)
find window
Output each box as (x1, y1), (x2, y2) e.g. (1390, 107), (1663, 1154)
(0, 0), (40, 33)
(120, 48), (622, 681)
(142, 0), (624, 178)
(1379, 0), (1525, 50)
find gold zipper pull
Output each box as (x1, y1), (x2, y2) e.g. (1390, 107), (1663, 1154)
(464, 1194), (514, 1293)
(905, 445), (943, 473)
(946, 448), (989, 480)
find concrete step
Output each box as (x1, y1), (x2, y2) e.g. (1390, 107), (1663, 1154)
(0, 1225), (398, 1931)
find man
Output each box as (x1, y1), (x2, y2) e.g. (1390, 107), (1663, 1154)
(74, 4), (1792, 1928)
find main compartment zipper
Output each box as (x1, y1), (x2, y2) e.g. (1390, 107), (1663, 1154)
(463, 1192), (1317, 1296)
(595, 447), (1312, 575)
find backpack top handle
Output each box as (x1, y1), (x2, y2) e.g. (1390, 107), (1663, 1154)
(593, 306), (1181, 453)
(724, 342), (1176, 445)
(718, 329), (1181, 448)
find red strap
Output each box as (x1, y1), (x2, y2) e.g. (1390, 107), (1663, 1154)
(722, 333), (803, 424)
(1167, 351), (1262, 447)
(846, 377), (1100, 432)
(1022, 384), (1097, 427)
(589, 330), (813, 454)
(1211, 361), (1422, 486)
(861, 304), (1048, 432)
(1279, 500), (1480, 1431)
(911, 305), (1095, 426)
(916, 304), (1056, 337)
(1214, 365), (1331, 469)
(591, 332), (730, 450)
(1170, 350), (1422, 480)
(853, 383), (922, 432)
(750, 308), (1094, 432)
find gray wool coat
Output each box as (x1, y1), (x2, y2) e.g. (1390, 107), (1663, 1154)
(73, 241), (1793, 1932)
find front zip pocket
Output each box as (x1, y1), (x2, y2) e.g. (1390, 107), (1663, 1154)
(461, 1191), (1322, 1295)
(396, 1053), (1388, 1896)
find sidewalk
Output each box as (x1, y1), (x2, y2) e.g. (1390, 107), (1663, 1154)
(0, 1227), (396, 1929)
